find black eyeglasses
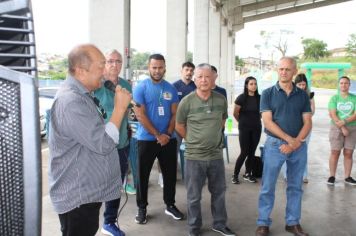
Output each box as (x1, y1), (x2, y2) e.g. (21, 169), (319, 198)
(93, 97), (107, 119)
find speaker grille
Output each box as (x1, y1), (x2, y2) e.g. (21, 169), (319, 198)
(0, 79), (24, 235)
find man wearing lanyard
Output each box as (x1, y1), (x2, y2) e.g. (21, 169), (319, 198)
(133, 54), (184, 224)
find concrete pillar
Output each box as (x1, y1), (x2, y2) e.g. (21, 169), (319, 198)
(220, 21), (228, 92)
(88, 0), (129, 78)
(194, 0), (209, 64)
(166, 0), (188, 83)
(209, 5), (221, 70)
(227, 30), (234, 103)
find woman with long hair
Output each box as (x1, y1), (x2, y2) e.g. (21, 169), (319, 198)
(231, 76), (262, 184)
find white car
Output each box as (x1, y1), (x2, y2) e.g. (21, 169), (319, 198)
(39, 87), (58, 138)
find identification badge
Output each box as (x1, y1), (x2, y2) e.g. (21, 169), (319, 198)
(158, 106), (165, 116)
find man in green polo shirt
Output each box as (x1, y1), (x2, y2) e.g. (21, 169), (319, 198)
(176, 63), (235, 236)
(94, 49), (134, 236)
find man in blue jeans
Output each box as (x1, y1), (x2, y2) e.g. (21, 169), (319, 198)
(256, 57), (312, 236)
(94, 49), (133, 236)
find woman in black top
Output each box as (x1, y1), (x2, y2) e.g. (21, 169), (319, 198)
(231, 76), (262, 184)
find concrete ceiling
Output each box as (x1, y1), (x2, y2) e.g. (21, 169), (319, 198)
(218, 0), (353, 32)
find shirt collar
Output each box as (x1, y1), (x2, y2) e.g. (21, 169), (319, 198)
(274, 81), (298, 93)
(65, 74), (91, 95)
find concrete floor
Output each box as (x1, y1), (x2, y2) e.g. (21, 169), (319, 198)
(41, 88), (356, 236)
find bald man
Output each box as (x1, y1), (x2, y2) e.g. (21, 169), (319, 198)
(48, 44), (131, 236)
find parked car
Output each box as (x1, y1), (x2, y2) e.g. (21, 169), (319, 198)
(39, 87), (58, 138)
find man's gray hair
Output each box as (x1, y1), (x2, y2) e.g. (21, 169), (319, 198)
(105, 49), (122, 58)
(195, 63), (212, 70)
(279, 56), (297, 68)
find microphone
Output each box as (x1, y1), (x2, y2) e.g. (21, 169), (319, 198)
(104, 80), (141, 107)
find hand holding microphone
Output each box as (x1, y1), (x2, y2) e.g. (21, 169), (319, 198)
(104, 80), (141, 107)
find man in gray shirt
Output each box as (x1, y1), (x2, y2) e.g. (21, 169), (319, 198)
(48, 44), (132, 236)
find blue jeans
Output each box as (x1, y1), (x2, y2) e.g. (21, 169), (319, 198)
(103, 145), (129, 224)
(257, 136), (307, 226)
(185, 158), (227, 233)
(281, 133), (311, 179)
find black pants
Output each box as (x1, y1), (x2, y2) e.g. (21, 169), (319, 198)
(103, 145), (130, 224)
(58, 202), (102, 236)
(234, 127), (261, 176)
(136, 139), (177, 208)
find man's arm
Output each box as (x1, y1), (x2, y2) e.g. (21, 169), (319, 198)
(134, 104), (159, 137)
(110, 86), (132, 129)
(167, 103), (178, 135)
(175, 122), (186, 139)
(262, 111), (307, 153)
(296, 113), (312, 142)
(262, 111), (292, 141)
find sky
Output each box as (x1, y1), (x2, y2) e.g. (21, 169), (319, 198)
(31, 0), (356, 59)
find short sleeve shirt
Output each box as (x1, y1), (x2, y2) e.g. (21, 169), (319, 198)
(176, 91), (228, 161)
(260, 82), (311, 138)
(172, 79), (196, 102)
(94, 78), (132, 148)
(133, 78), (179, 140)
(328, 93), (356, 126)
(213, 85), (227, 99)
(234, 93), (261, 130)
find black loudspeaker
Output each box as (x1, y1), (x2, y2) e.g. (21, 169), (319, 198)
(0, 0), (37, 77)
(0, 65), (41, 236)
(0, 0), (30, 15)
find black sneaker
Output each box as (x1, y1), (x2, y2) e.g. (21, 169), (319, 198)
(231, 175), (240, 184)
(135, 207), (147, 224)
(327, 176), (335, 185)
(242, 173), (249, 180)
(345, 177), (356, 186)
(212, 226), (235, 236)
(165, 205), (184, 220)
(248, 175), (257, 183)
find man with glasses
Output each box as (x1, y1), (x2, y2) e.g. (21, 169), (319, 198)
(48, 44), (132, 236)
(94, 49), (134, 236)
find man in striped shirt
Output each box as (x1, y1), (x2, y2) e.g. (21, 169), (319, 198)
(48, 44), (131, 236)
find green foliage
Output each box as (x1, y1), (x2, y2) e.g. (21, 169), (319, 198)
(39, 70), (67, 80)
(297, 56), (356, 89)
(235, 56), (244, 68)
(301, 38), (329, 61)
(38, 57), (67, 80)
(346, 33), (356, 57)
(187, 51), (193, 62)
(131, 51), (150, 70)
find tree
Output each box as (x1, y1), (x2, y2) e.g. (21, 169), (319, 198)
(301, 38), (329, 61)
(235, 56), (244, 68)
(130, 50), (150, 70)
(260, 29), (294, 58)
(186, 51), (193, 62)
(346, 33), (356, 57)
